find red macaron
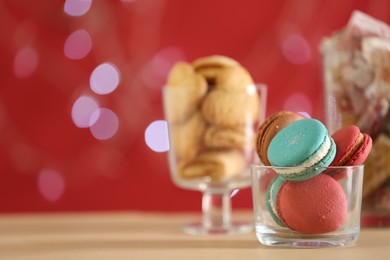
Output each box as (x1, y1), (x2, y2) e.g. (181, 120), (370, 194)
(276, 174), (347, 234)
(331, 125), (372, 167)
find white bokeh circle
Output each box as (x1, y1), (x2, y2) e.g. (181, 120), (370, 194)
(90, 63), (121, 95)
(89, 108), (119, 140)
(144, 120), (170, 153)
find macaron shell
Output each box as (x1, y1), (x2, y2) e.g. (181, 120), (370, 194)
(265, 175), (285, 227)
(330, 125), (372, 180)
(277, 174), (347, 234)
(347, 133), (372, 165)
(280, 137), (336, 181)
(268, 119), (329, 167)
(256, 111), (304, 165)
(331, 125), (363, 166)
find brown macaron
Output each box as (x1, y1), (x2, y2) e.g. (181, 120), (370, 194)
(256, 111), (305, 165)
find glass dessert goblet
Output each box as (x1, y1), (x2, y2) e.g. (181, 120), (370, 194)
(163, 83), (267, 234)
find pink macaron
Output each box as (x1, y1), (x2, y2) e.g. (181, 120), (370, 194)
(276, 174), (347, 234)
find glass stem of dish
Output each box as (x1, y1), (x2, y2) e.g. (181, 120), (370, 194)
(202, 191), (231, 230)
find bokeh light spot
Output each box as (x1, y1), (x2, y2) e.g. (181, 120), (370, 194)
(298, 111), (311, 118)
(152, 47), (186, 78)
(90, 63), (121, 95)
(282, 34), (311, 64)
(13, 46), (38, 78)
(89, 108), (119, 140)
(64, 29), (92, 60)
(246, 85), (257, 95)
(145, 120), (169, 153)
(71, 95), (99, 128)
(283, 93), (313, 115)
(231, 189), (240, 198)
(141, 47), (186, 89)
(64, 0), (92, 16)
(38, 169), (65, 202)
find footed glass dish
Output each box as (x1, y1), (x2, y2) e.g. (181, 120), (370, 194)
(163, 84), (267, 235)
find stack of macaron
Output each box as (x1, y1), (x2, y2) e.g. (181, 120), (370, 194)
(255, 111), (373, 234)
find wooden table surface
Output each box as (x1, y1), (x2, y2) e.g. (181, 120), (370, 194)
(0, 211), (389, 260)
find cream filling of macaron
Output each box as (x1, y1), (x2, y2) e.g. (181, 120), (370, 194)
(339, 133), (364, 165)
(276, 135), (331, 175)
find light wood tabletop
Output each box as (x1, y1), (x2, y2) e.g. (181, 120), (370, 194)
(0, 211), (389, 260)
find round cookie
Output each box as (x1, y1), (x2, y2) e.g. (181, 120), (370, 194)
(203, 125), (254, 150)
(172, 112), (206, 161)
(164, 62), (207, 123)
(193, 55), (239, 68)
(215, 66), (254, 91)
(201, 89), (260, 128)
(256, 111), (305, 166)
(167, 61), (208, 89)
(179, 150), (246, 180)
(192, 55), (240, 85)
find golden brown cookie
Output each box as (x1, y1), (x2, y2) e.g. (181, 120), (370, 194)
(164, 62), (207, 123)
(201, 89), (260, 128)
(215, 66), (254, 91)
(171, 111), (206, 161)
(166, 61), (207, 88)
(179, 150), (246, 180)
(203, 125), (255, 150)
(192, 55), (240, 85)
(363, 134), (390, 198)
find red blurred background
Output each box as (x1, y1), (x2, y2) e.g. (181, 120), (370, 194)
(0, 0), (389, 213)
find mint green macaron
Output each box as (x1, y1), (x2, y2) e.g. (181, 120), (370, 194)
(267, 118), (336, 181)
(265, 175), (285, 227)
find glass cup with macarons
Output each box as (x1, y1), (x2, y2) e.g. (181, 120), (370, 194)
(251, 114), (370, 248)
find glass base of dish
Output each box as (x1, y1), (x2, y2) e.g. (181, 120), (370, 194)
(256, 231), (359, 248)
(182, 222), (253, 235)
